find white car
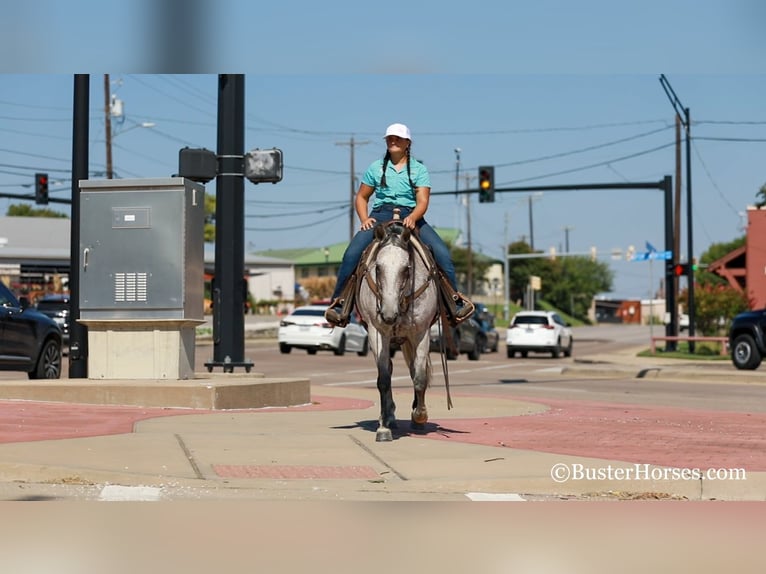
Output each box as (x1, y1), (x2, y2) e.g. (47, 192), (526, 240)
(278, 305), (369, 356)
(506, 310), (573, 359)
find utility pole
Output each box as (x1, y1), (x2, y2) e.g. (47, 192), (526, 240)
(104, 74), (113, 179)
(659, 74), (696, 350)
(527, 193), (542, 250)
(463, 173), (476, 296)
(563, 225), (574, 253)
(336, 136), (370, 242)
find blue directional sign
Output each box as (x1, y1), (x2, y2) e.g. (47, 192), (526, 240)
(631, 250), (672, 262)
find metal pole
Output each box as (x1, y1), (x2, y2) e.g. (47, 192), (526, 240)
(69, 74), (89, 378)
(336, 136), (370, 242)
(684, 106), (696, 351)
(528, 195), (534, 250)
(212, 74), (248, 370)
(104, 74), (113, 179)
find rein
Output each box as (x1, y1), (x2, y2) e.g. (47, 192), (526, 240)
(359, 221), (436, 314)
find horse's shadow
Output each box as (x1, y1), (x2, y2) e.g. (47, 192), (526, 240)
(331, 420), (470, 440)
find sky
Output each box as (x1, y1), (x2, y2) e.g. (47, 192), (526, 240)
(1, 1), (764, 299)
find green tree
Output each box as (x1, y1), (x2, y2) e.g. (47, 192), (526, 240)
(542, 255), (613, 319)
(450, 244), (492, 294)
(754, 182), (766, 208)
(505, 240), (551, 304)
(502, 240), (613, 319)
(204, 193), (216, 242)
(6, 204), (68, 218)
(679, 283), (748, 335)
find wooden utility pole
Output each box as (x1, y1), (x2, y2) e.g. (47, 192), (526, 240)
(336, 136), (370, 241)
(463, 173), (476, 296)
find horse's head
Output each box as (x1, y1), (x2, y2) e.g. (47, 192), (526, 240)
(373, 223), (413, 325)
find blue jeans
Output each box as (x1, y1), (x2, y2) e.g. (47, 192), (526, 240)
(331, 205), (458, 300)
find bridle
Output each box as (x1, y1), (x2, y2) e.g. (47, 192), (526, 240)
(358, 221), (436, 318)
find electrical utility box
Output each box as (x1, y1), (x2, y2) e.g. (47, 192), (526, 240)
(78, 178), (205, 380)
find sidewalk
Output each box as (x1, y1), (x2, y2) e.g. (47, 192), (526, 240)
(0, 341), (764, 502)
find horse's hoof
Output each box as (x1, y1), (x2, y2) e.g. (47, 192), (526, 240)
(410, 420), (425, 432)
(411, 410), (428, 425)
(376, 429), (393, 442)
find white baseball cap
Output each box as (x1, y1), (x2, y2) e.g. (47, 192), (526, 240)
(383, 123), (411, 140)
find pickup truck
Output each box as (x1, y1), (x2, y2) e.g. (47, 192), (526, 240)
(729, 309), (766, 370)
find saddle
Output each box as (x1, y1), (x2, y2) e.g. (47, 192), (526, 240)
(333, 213), (472, 329)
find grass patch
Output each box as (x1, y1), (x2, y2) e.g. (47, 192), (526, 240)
(638, 340), (729, 361)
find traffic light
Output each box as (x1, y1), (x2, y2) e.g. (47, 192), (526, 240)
(34, 173), (49, 204)
(674, 263), (688, 276)
(478, 165), (494, 203)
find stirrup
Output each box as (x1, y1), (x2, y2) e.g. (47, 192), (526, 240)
(452, 294), (475, 325)
(324, 298), (347, 327)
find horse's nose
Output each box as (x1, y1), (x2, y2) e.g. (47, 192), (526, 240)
(381, 312), (398, 325)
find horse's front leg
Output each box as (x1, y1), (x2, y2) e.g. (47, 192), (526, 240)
(409, 333), (432, 431)
(373, 336), (396, 442)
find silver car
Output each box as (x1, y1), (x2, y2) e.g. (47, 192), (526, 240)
(506, 310), (573, 359)
(278, 305), (369, 356)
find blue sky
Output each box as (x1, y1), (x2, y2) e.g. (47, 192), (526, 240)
(1, 2), (764, 298)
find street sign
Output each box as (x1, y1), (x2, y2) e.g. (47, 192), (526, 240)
(630, 250), (672, 261)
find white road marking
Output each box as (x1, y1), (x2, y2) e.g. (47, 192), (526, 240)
(465, 492), (526, 501)
(98, 485), (162, 501)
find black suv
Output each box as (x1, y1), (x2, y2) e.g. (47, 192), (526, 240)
(729, 309), (766, 370)
(0, 280), (63, 378)
(36, 294), (71, 344)
(429, 316), (484, 361)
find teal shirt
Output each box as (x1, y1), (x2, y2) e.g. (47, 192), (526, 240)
(363, 157), (431, 210)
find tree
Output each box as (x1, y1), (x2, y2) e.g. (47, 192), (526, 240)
(6, 204), (68, 218)
(450, 243), (492, 294)
(542, 255), (613, 319)
(754, 182), (766, 208)
(679, 283), (748, 336)
(505, 240), (551, 304)
(204, 193), (216, 242)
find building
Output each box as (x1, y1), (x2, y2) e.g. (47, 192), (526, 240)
(708, 206), (765, 308)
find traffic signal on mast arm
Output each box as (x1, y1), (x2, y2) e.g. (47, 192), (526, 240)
(35, 173), (49, 204)
(673, 263), (688, 277)
(478, 166), (495, 203)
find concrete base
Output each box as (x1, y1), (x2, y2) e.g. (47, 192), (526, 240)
(81, 320), (201, 380)
(0, 373), (311, 410)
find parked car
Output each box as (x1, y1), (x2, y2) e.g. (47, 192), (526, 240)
(0, 280), (63, 378)
(473, 303), (499, 353)
(278, 304), (368, 356)
(429, 316), (483, 361)
(506, 310), (573, 359)
(729, 308), (766, 370)
(35, 294), (71, 344)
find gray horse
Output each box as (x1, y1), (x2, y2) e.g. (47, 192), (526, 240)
(355, 217), (447, 442)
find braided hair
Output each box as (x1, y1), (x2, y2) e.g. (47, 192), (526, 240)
(380, 146), (416, 191)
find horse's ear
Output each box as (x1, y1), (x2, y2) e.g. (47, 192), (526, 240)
(401, 227), (411, 243)
(374, 224), (386, 240)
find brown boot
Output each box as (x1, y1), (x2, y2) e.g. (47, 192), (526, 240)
(324, 298), (346, 327)
(453, 294), (475, 323)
